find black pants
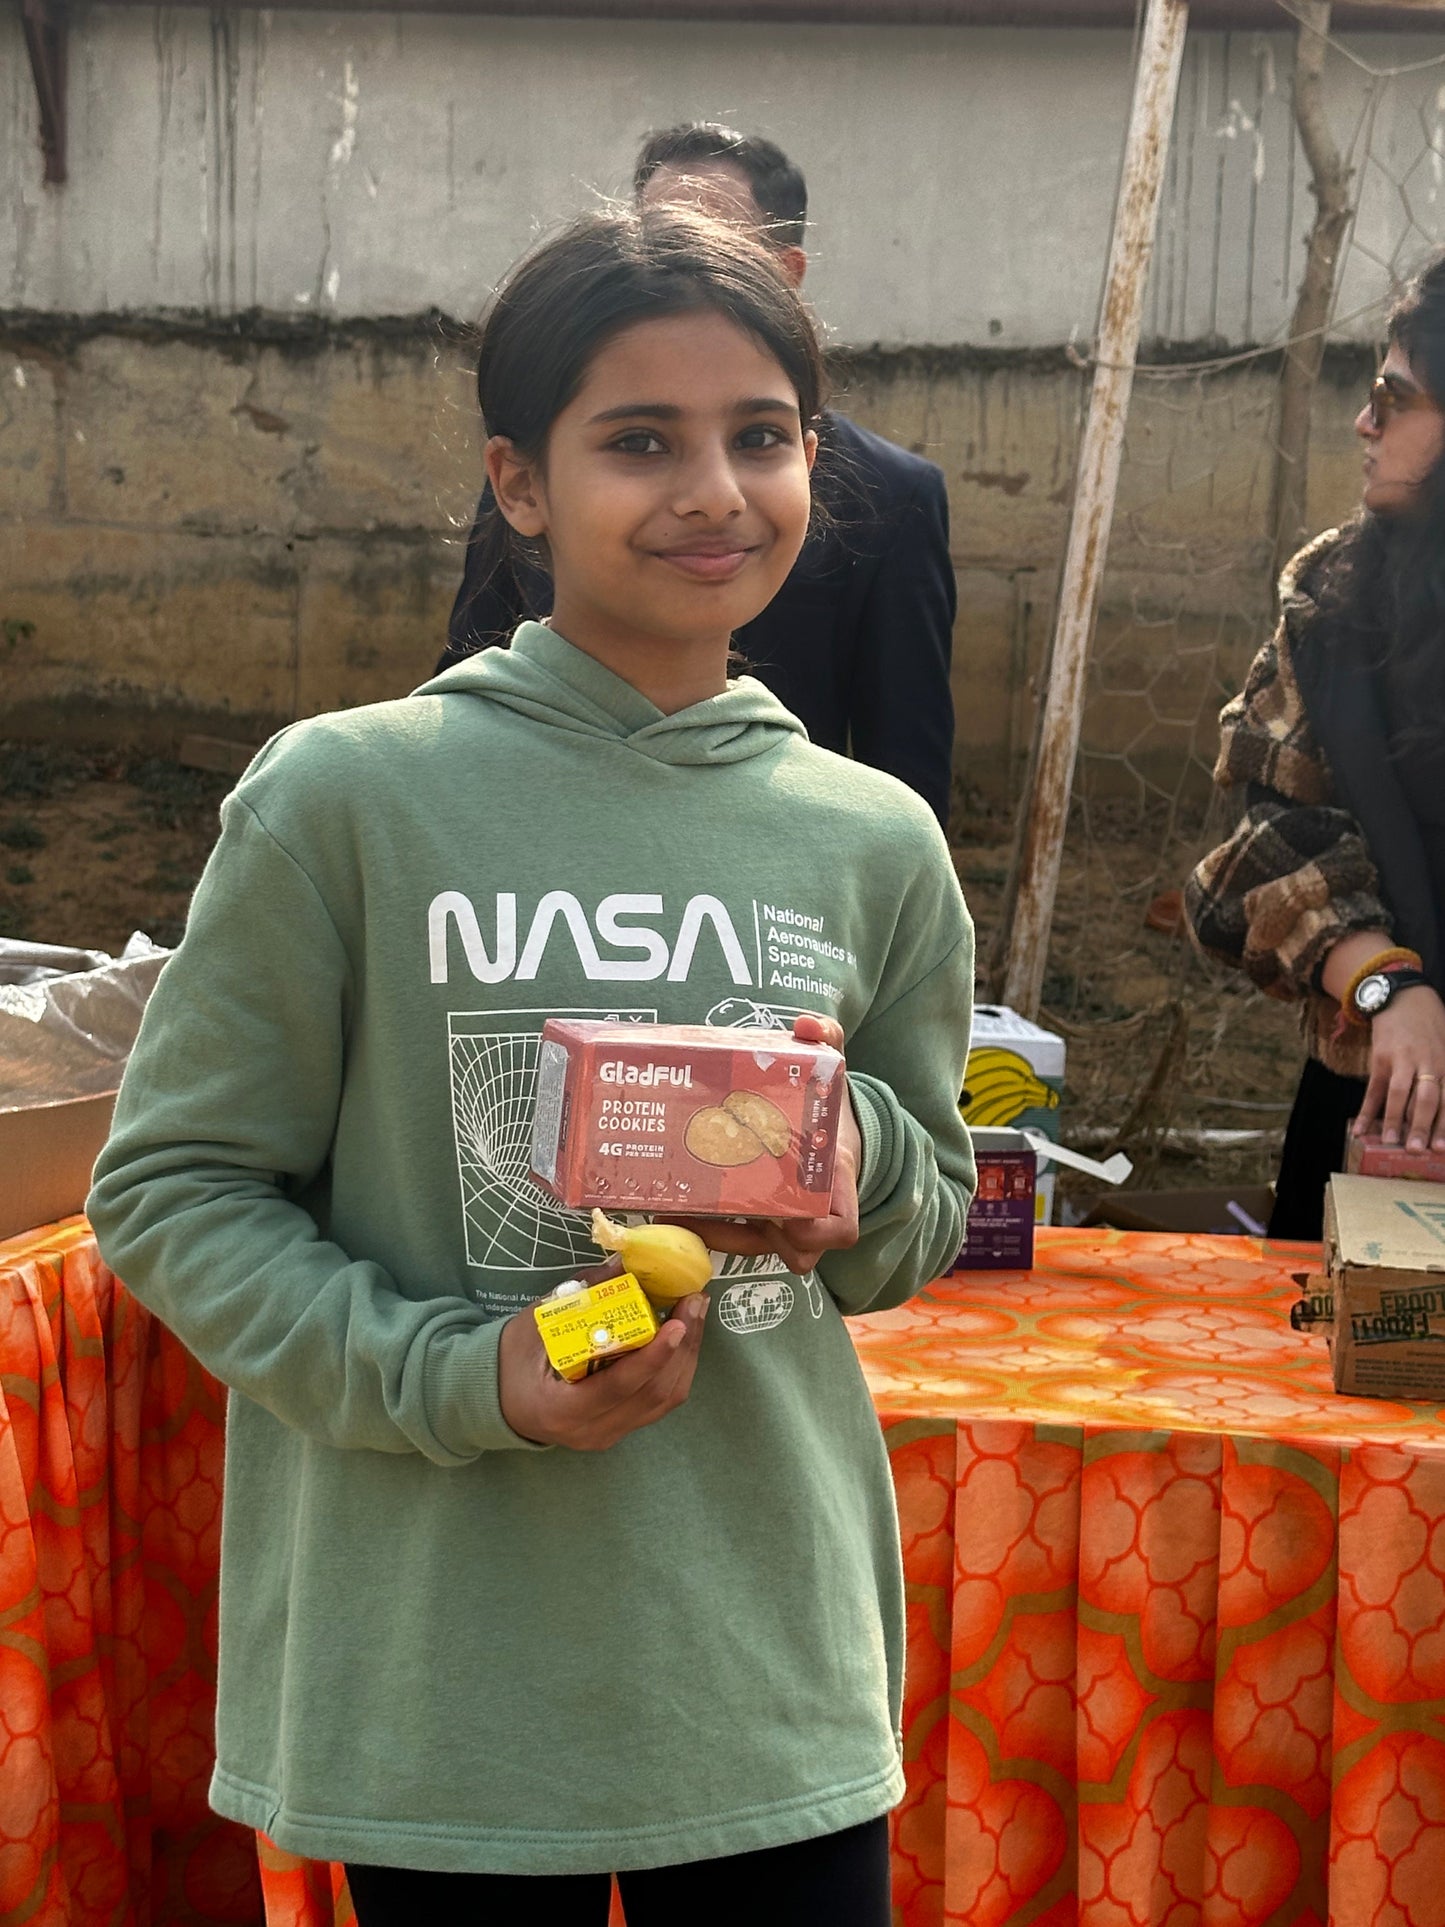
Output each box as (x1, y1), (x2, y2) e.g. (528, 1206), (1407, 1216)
(1269, 1055), (1368, 1240)
(345, 1816), (891, 1926)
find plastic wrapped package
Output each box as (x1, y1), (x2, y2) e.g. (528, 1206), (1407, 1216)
(0, 933), (168, 1104)
(0, 933), (169, 1239)
(0, 939), (115, 986)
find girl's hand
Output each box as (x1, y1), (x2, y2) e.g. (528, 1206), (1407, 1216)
(666, 1013), (862, 1277)
(1354, 985), (1445, 1151)
(498, 1291), (709, 1451)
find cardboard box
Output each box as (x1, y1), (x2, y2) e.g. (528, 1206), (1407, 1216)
(1082, 1185), (1275, 1237)
(1345, 1134), (1445, 1185)
(530, 1020), (845, 1218)
(1290, 1273), (1333, 1333)
(0, 1093), (117, 1243)
(1326, 1173), (1445, 1399)
(952, 1127), (1036, 1270)
(963, 1005), (1065, 1225)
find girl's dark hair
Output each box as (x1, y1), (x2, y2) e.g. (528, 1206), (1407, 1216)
(471, 205), (827, 591)
(1312, 250), (1445, 726)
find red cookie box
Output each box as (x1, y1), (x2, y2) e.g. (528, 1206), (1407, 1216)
(1345, 1133), (1445, 1185)
(529, 1019), (845, 1218)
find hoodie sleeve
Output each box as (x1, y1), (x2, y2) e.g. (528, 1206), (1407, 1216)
(818, 879), (976, 1316)
(87, 792), (543, 1465)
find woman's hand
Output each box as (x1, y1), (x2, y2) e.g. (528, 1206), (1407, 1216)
(1355, 985), (1445, 1150)
(497, 1290), (709, 1451)
(665, 1013), (861, 1277)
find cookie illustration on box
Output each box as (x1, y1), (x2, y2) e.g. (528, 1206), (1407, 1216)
(723, 1090), (791, 1155)
(685, 1090), (792, 1167)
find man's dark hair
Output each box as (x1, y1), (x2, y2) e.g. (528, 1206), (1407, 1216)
(633, 123), (808, 250)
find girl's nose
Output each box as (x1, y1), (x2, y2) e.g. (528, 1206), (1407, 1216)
(675, 447), (746, 519)
(1355, 401), (1379, 440)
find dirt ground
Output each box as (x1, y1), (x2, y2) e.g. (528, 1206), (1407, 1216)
(950, 792), (1303, 1214)
(2, 740), (1303, 1216)
(0, 743), (230, 955)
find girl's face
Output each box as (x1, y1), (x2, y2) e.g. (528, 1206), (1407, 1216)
(489, 309), (816, 678)
(1356, 342), (1445, 517)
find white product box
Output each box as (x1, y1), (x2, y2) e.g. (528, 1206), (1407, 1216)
(961, 1004), (1066, 1226)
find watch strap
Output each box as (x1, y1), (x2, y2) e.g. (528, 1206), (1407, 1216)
(1353, 966), (1432, 1020)
(1340, 946), (1426, 1027)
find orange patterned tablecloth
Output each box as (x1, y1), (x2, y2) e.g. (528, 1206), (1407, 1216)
(0, 1216), (259, 1925)
(862, 1230), (1445, 1927)
(7, 1223), (1445, 1927)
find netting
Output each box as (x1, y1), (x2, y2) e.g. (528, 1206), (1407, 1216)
(967, 8), (1445, 1209)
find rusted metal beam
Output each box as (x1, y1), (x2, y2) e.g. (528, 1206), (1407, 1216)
(20, 0), (68, 186)
(82, 0), (1445, 23)
(1000, 0), (1190, 1021)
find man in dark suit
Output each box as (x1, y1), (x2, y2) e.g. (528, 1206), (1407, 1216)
(437, 123), (957, 828)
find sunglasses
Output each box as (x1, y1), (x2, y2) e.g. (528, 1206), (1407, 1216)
(1367, 374), (1438, 431)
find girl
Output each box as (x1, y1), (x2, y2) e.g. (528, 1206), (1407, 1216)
(1187, 251), (1445, 1237)
(88, 206), (975, 1923)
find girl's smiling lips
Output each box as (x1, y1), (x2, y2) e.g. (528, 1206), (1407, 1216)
(650, 540), (759, 580)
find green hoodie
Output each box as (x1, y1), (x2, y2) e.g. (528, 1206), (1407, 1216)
(89, 623), (975, 1875)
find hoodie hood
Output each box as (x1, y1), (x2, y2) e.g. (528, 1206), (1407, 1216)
(413, 622), (808, 768)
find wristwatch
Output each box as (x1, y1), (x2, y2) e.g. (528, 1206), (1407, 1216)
(1352, 966), (1431, 1019)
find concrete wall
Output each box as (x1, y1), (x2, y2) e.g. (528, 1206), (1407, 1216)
(2, 9), (1435, 792)
(5, 12), (1444, 341)
(1, 317), (473, 740)
(0, 312), (1369, 797)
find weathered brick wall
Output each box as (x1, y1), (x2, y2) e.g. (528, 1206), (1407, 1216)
(1, 317), (476, 743)
(0, 316), (1370, 800)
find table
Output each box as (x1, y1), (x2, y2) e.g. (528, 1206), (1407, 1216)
(6, 1223), (1445, 1926)
(864, 1231), (1445, 1927)
(0, 1216), (259, 1925)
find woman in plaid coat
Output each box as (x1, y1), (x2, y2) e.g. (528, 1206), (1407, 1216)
(1186, 254), (1445, 1236)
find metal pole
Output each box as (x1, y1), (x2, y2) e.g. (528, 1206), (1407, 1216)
(1270, 0), (1350, 593)
(1000, 0), (1189, 1019)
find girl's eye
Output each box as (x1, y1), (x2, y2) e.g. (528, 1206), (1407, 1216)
(610, 430), (667, 455)
(736, 423), (792, 451)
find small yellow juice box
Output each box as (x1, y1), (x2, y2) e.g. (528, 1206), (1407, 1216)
(533, 1273), (660, 1382)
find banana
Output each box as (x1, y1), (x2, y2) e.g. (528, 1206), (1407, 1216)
(590, 1210), (714, 1306)
(960, 1047), (1061, 1129)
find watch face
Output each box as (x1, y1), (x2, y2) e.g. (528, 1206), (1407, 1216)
(1355, 972), (1393, 1015)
